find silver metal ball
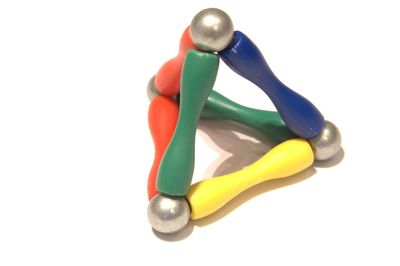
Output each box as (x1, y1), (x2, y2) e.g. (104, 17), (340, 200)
(308, 121), (342, 161)
(190, 8), (234, 52)
(147, 194), (190, 234)
(147, 75), (179, 102)
(147, 75), (160, 101)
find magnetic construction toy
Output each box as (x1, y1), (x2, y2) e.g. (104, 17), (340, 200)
(146, 8), (342, 234)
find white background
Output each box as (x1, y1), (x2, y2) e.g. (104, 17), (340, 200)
(1, 0), (399, 265)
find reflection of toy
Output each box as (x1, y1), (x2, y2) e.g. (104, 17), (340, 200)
(146, 8), (342, 234)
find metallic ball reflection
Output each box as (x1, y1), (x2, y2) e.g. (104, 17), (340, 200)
(147, 194), (190, 234)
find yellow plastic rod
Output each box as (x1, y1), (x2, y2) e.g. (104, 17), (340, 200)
(187, 138), (314, 219)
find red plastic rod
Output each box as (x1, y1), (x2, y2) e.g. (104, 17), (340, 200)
(147, 96), (179, 200)
(154, 26), (196, 96)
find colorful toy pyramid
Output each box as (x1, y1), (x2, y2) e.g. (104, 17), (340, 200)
(146, 8), (342, 234)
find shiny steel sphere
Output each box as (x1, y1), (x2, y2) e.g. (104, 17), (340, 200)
(146, 75), (179, 102)
(190, 8), (234, 52)
(308, 121), (342, 161)
(147, 75), (160, 101)
(147, 194), (190, 234)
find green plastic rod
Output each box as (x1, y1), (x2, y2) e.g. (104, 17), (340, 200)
(202, 91), (296, 142)
(156, 50), (219, 196)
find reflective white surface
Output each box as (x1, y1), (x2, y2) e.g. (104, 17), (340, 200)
(0, 1), (399, 266)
